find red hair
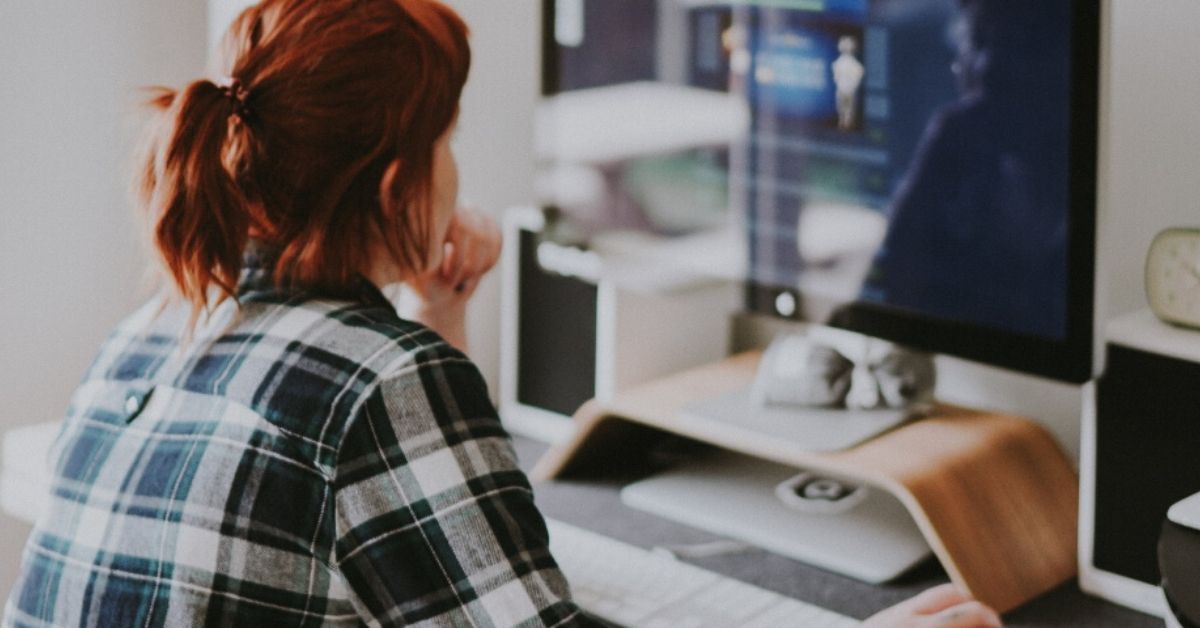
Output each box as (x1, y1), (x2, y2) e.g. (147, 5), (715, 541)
(136, 0), (470, 311)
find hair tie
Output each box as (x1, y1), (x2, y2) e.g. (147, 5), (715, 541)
(218, 77), (253, 123)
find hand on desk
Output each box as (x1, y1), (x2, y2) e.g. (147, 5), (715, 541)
(862, 584), (1002, 628)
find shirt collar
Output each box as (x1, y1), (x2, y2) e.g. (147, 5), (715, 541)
(237, 241), (394, 311)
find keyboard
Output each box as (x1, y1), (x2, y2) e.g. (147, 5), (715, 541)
(547, 519), (859, 627)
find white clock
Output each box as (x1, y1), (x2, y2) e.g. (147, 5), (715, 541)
(1145, 227), (1200, 329)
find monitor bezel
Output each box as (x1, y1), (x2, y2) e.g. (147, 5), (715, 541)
(541, 0), (1102, 383)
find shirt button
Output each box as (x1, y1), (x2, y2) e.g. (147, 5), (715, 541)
(123, 385), (154, 422)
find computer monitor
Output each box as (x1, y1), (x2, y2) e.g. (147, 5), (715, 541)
(540, 0), (1100, 383)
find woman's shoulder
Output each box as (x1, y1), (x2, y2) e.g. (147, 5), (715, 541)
(240, 290), (461, 387)
(87, 291), (469, 450)
(249, 296), (491, 473)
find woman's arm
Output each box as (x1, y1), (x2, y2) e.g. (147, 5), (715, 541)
(331, 343), (598, 627)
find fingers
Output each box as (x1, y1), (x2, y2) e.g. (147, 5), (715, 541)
(440, 240), (459, 282)
(454, 276), (479, 297)
(862, 585), (1003, 628)
(925, 601), (1003, 628)
(902, 584), (973, 615)
(441, 238), (474, 291)
(440, 207), (501, 287)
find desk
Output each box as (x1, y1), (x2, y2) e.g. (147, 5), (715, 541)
(0, 418), (1163, 625)
(513, 436), (1158, 627)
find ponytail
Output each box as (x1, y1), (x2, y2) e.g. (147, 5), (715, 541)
(137, 80), (251, 316)
(134, 0), (471, 318)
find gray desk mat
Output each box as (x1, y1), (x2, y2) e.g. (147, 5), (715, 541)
(511, 437), (1160, 627)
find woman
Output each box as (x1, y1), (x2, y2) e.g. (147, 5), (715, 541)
(4, 0), (1001, 625)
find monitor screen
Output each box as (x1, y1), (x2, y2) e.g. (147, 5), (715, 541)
(541, 0), (1099, 382)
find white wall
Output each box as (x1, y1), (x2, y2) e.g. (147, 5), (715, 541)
(0, 0), (207, 598)
(1099, 0), (1200, 313)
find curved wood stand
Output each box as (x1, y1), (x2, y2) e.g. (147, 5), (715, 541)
(532, 353), (1078, 614)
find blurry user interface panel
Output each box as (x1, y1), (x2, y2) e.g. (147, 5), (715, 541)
(541, 0), (1091, 372)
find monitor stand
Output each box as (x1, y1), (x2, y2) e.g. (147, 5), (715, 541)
(532, 352), (1080, 614)
(619, 449), (932, 583)
(681, 389), (915, 453)
(683, 325), (933, 452)
(636, 347), (926, 580)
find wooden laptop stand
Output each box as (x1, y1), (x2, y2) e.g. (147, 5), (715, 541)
(532, 352), (1079, 614)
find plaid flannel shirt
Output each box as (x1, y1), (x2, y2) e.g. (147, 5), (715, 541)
(4, 248), (596, 627)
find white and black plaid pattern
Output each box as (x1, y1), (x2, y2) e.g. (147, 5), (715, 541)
(4, 248), (594, 627)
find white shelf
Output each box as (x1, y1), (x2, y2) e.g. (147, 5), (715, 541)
(1106, 309), (1200, 363)
(536, 82), (751, 165)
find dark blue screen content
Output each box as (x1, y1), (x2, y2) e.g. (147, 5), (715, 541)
(545, 0), (1079, 343)
(739, 0), (1074, 340)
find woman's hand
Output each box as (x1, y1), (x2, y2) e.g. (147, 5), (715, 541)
(862, 585), (1003, 628)
(401, 206), (502, 351)
(436, 206), (503, 300)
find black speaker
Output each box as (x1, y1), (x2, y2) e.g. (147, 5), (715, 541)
(1160, 493), (1200, 628)
(1080, 310), (1200, 616)
(498, 208), (737, 442)
(515, 227), (599, 418)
